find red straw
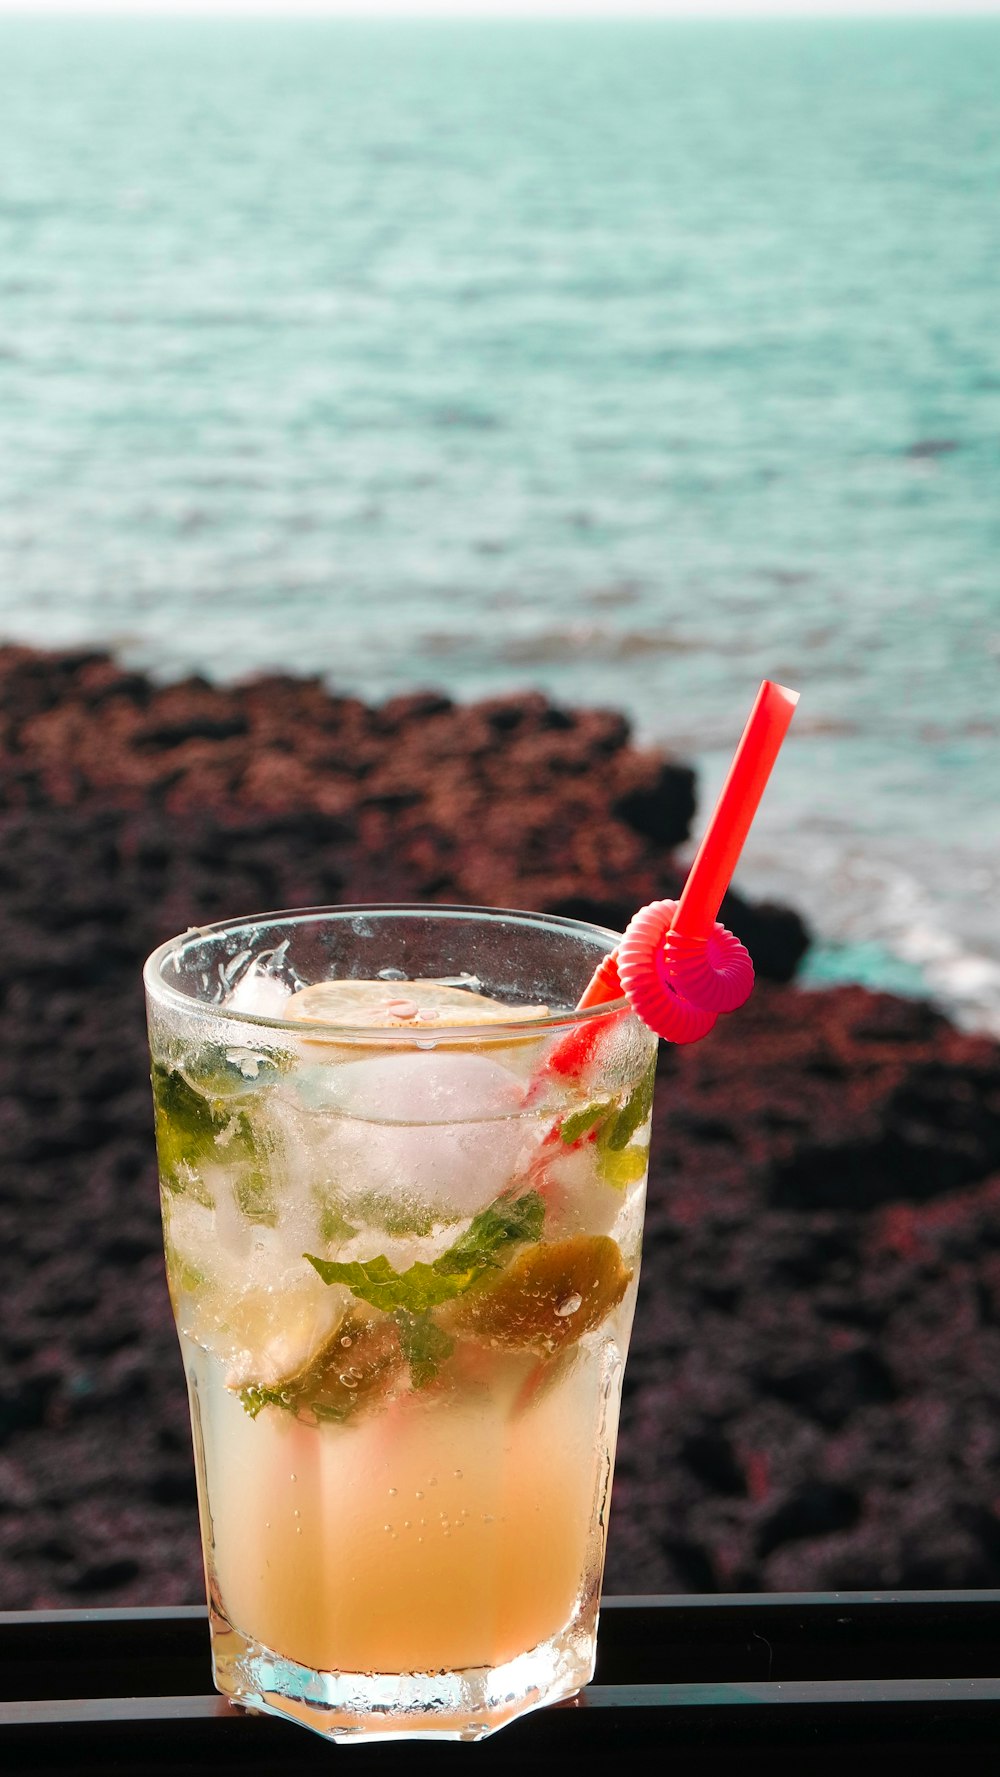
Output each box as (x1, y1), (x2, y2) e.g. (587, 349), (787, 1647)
(569, 678), (798, 1022)
(670, 679), (799, 941)
(538, 679), (798, 1084)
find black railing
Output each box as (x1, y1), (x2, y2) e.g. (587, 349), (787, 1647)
(2, 1593), (999, 1772)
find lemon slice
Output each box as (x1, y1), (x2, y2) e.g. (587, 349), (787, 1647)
(285, 977), (549, 1033)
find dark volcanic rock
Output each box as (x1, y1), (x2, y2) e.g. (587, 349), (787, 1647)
(607, 988), (1000, 1594)
(0, 646), (807, 978)
(2, 646), (998, 1609)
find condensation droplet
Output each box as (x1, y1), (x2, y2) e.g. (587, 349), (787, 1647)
(293, 1509), (300, 1519)
(388, 1487), (397, 1497)
(289, 1473), (297, 1483)
(340, 1336), (352, 1348)
(415, 1490), (424, 1499)
(453, 1469), (463, 1479)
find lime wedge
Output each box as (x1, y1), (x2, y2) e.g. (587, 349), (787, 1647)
(237, 1309), (404, 1425)
(446, 1234), (632, 1354)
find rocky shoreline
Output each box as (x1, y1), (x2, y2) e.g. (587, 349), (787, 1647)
(1, 646), (998, 1606)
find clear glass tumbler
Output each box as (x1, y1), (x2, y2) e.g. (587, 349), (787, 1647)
(144, 905), (657, 1742)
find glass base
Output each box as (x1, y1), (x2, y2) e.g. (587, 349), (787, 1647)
(209, 1599), (597, 1742)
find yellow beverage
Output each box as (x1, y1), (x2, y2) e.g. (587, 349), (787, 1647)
(146, 907), (657, 1741)
(187, 1300), (629, 1678)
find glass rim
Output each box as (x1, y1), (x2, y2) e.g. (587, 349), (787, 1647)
(143, 901), (630, 1041)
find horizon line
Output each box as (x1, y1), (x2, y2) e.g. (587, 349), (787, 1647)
(2, 2), (1000, 19)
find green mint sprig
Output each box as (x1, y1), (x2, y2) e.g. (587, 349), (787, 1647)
(304, 1190), (544, 1386)
(558, 1058), (656, 1189)
(238, 1380), (291, 1420)
(392, 1310), (455, 1388)
(558, 1098), (612, 1147)
(314, 1191), (360, 1245)
(432, 1190), (545, 1275)
(314, 1187), (453, 1245)
(305, 1251), (464, 1315)
(306, 1189), (543, 1310)
(151, 1046), (287, 1223)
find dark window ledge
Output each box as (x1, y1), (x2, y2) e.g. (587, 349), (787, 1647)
(3, 1592), (1000, 1772)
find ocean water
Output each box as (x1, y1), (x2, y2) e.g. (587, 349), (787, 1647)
(0, 18), (998, 1030)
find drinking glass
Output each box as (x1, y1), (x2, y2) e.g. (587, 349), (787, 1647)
(144, 905), (657, 1742)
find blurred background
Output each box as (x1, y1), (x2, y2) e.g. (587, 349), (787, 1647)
(0, 1), (998, 1607)
(1, 1), (998, 1025)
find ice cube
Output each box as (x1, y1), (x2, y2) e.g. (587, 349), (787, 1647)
(225, 963), (293, 1020)
(289, 1050), (539, 1221)
(539, 1143), (627, 1241)
(317, 1049), (523, 1123)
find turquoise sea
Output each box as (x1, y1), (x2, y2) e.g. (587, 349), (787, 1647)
(0, 18), (998, 1029)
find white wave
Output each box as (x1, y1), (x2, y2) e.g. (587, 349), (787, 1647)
(813, 856), (1000, 1037)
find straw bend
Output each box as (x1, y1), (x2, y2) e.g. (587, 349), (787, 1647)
(661, 924), (754, 1015)
(557, 677), (799, 1053)
(617, 900), (718, 1045)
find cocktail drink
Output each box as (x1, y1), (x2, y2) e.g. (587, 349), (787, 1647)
(145, 681), (798, 1744)
(145, 906), (658, 1742)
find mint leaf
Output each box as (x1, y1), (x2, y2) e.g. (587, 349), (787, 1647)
(151, 1052), (274, 1204)
(239, 1375), (357, 1426)
(235, 1167), (278, 1227)
(559, 1063), (659, 1190)
(238, 1381), (292, 1420)
(555, 1064), (656, 1186)
(151, 1064), (218, 1201)
(559, 1099), (612, 1146)
(433, 1190), (545, 1276)
(152, 1059), (220, 1145)
(311, 1400), (359, 1425)
(603, 1059), (657, 1151)
(393, 1310), (454, 1387)
(353, 1191), (439, 1239)
(306, 1189), (545, 1314)
(152, 1049), (292, 1222)
(315, 1190), (444, 1244)
(163, 1234), (209, 1298)
(315, 1191), (359, 1244)
(305, 1252), (469, 1313)
(243, 1194), (549, 1417)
